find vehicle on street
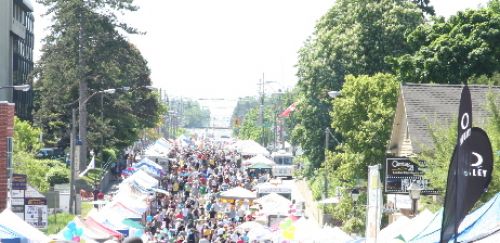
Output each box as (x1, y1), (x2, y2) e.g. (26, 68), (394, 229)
(271, 150), (294, 179)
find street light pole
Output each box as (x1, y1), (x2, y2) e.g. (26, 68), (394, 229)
(408, 182), (422, 217)
(69, 108), (77, 214)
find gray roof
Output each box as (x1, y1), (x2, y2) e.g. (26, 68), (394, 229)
(402, 83), (500, 153)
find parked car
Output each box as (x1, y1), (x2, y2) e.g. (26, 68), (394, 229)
(36, 147), (65, 160)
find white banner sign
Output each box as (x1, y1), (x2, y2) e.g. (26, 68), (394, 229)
(25, 204), (48, 229)
(366, 164), (382, 243)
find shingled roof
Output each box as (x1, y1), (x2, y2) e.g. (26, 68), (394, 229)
(391, 83), (500, 154)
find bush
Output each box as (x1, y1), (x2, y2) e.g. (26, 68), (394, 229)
(46, 165), (70, 186)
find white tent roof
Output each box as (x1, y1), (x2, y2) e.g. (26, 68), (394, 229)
(236, 140), (270, 156)
(255, 192), (291, 205)
(313, 226), (354, 242)
(0, 208), (51, 242)
(378, 215), (410, 242)
(255, 193), (291, 215)
(219, 187), (257, 199)
(397, 209), (434, 242)
(124, 170), (158, 191)
(135, 158), (163, 170)
(242, 154), (275, 166)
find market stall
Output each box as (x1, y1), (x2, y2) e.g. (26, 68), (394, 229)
(0, 209), (50, 242)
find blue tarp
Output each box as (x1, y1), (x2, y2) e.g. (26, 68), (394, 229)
(410, 192), (500, 243)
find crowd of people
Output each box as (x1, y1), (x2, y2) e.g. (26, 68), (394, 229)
(134, 145), (271, 243)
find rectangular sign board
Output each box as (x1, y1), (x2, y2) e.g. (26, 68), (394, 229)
(25, 198), (48, 229)
(384, 157), (439, 195)
(12, 174), (27, 190)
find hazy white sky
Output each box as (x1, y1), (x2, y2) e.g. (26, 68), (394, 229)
(32, 0), (490, 122)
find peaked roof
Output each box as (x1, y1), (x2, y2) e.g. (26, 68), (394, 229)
(398, 83), (500, 153)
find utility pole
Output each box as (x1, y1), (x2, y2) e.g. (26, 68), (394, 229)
(259, 73), (265, 146)
(77, 5), (88, 173)
(69, 109), (76, 214)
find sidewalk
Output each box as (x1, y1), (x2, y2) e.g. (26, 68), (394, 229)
(293, 178), (324, 227)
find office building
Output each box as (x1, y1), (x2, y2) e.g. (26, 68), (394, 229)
(0, 0), (35, 121)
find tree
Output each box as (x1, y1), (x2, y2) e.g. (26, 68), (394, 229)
(237, 107), (274, 146)
(13, 117), (43, 154)
(34, 0), (165, 155)
(171, 99), (210, 128)
(231, 97), (259, 136)
(411, 0), (435, 16)
(418, 91), (500, 210)
(393, 5), (500, 84)
(294, 0), (423, 173)
(13, 117), (69, 192)
(323, 73), (399, 233)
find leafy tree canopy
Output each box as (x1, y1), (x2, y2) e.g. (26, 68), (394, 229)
(34, 0), (165, 153)
(294, 0), (423, 171)
(393, 5), (500, 84)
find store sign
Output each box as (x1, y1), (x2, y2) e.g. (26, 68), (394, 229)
(384, 158), (438, 195)
(12, 174), (27, 190)
(25, 198), (48, 229)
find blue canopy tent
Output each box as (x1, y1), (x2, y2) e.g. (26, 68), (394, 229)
(410, 192), (500, 243)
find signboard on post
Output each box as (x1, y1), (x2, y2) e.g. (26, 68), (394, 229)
(24, 198), (48, 229)
(12, 174), (27, 190)
(384, 158), (438, 195)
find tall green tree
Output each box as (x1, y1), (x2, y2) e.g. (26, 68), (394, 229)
(393, 4), (500, 84)
(294, 0), (423, 172)
(13, 117), (69, 192)
(34, 0), (164, 154)
(322, 73), (399, 233)
(237, 107), (274, 147)
(418, 92), (500, 210)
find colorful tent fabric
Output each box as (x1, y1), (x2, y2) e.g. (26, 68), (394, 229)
(410, 192), (500, 243)
(0, 209), (50, 242)
(85, 217), (123, 240)
(69, 217), (112, 241)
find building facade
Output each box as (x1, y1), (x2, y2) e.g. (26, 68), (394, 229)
(0, 0), (35, 121)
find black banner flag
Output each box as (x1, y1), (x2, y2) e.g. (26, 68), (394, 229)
(440, 86), (494, 243)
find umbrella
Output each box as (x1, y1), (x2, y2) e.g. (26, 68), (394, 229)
(121, 219), (144, 230)
(248, 163), (273, 169)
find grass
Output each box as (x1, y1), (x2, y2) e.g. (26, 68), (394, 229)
(81, 202), (93, 217)
(44, 212), (75, 235)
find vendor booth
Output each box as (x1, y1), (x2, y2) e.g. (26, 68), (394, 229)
(218, 186), (256, 203)
(0, 209), (50, 242)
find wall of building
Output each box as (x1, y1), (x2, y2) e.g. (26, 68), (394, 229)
(0, 102), (15, 211)
(0, 1), (13, 100)
(0, 0), (34, 121)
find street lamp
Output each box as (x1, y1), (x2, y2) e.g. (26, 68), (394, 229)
(351, 188), (360, 219)
(69, 86), (139, 213)
(351, 188), (360, 203)
(408, 181), (422, 217)
(0, 84), (31, 91)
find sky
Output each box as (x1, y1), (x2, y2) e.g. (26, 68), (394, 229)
(32, 0), (490, 124)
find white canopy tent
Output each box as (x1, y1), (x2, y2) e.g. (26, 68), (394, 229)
(0, 209), (51, 242)
(378, 215), (410, 242)
(254, 193), (291, 216)
(241, 154), (275, 167)
(396, 209), (434, 242)
(235, 140), (270, 156)
(219, 187), (257, 200)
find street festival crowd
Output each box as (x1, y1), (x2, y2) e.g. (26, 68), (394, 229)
(124, 143), (299, 243)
